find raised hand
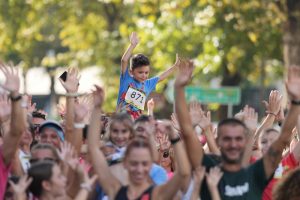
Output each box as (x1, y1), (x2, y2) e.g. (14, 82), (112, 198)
(0, 94), (11, 123)
(9, 175), (32, 197)
(189, 101), (203, 127)
(59, 67), (81, 93)
(174, 58), (195, 87)
(206, 166), (223, 188)
(23, 94), (37, 114)
(262, 90), (282, 115)
(234, 109), (245, 121)
(159, 133), (171, 152)
(74, 101), (89, 123)
(92, 85), (105, 108)
(57, 103), (66, 119)
(147, 98), (155, 112)
(286, 66), (300, 101)
(57, 141), (77, 166)
(130, 32), (139, 47)
(0, 62), (20, 92)
(198, 111), (212, 132)
(243, 105), (258, 132)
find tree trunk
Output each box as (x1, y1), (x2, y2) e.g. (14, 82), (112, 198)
(283, 0), (300, 67)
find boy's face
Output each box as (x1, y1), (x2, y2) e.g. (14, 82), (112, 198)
(131, 65), (150, 82)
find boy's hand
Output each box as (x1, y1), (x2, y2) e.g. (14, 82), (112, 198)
(174, 58), (195, 87)
(174, 53), (180, 67)
(130, 32), (139, 47)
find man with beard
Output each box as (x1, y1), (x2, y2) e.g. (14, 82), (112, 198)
(174, 58), (300, 200)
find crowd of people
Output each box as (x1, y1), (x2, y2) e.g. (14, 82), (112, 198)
(1, 32), (300, 200)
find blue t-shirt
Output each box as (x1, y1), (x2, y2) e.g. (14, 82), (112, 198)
(117, 68), (159, 113)
(150, 163), (168, 185)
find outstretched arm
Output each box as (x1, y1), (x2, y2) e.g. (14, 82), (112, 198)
(87, 85), (121, 199)
(241, 106), (258, 167)
(174, 58), (203, 169)
(263, 66), (300, 179)
(121, 32), (139, 74)
(1, 63), (26, 166)
(154, 122), (191, 200)
(158, 54), (180, 82)
(254, 90), (282, 145)
(59, 67), (80, 143)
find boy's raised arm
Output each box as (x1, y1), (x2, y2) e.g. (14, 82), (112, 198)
(158, 54), (180, 82)
(121, 32), (139, 74)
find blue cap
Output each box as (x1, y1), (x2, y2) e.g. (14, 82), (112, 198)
(38, 120), (65, 142)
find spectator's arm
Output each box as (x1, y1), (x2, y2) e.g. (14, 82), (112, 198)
(59, 67), (80, 143)
(263, 67), (300, 179)
(191, 167), (206, 200)
(174, 58), (203, 169)
(87, 86), (121, 199)
(254, 90), (282, 145)
(1, 64), (26, 166)
(154, 122), (191, 200)
(291, 116), (300, 162)
(241, 106), (258, 167)
(73, 102), (88, 154)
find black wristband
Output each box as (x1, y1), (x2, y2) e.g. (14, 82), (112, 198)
(10, 94), (22, 102)
(170, 137), (181, 145)
(291, 100), (300, 105)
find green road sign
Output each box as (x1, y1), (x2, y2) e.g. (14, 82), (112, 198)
(185, 86), (241, 105)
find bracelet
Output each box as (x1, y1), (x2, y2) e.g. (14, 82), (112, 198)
(64, 93), (83, 97)
(291, 100), (300, 105)
(266, 111), (276, 116)
(9, 94), (22, 102)
(170, 137), (181, 145)
(80, 183), (92, 192)
(74, 123), (85, 129)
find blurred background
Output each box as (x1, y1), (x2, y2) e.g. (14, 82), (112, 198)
(0, 0), (299, 120)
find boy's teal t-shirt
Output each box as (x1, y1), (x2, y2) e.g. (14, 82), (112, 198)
(117, 68), (159, 113)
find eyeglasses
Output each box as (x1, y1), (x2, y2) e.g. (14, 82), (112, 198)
(29, 157), (58, 164)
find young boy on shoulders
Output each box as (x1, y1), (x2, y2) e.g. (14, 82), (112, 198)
(117, 32), (179, 119)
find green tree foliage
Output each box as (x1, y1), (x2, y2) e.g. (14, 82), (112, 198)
(0, 0), (293, 112)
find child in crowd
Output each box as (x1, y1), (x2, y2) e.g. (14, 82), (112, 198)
(117, 32), (179, 119)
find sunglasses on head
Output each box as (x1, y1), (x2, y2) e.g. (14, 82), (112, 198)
(29, 157), (58, 164)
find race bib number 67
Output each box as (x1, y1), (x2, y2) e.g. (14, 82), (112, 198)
(125, 87), (146, 110)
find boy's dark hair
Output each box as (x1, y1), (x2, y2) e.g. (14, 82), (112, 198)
(130, 54), (150, 70)
(28, 160), (55, 197)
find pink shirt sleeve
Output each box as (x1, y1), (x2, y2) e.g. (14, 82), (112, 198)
(0, 148), (12, 200)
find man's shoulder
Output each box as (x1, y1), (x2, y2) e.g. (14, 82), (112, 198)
(202, 154), (221, 167)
